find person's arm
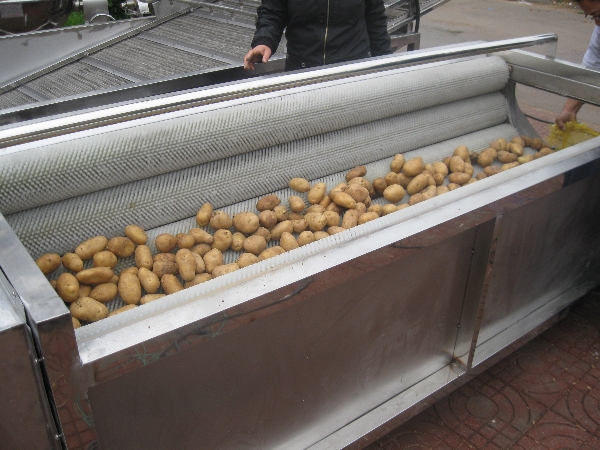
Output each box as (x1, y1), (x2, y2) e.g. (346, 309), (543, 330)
(244, 1), (287, 70)
(364, 0), (391, 56)
(555, 98), (584, 131)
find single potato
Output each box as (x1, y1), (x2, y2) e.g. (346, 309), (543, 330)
(289, 178), (311, 193)
(119, 272), (142, 305)
(107, 236), (135, 258)
(62, 253), (83, 273)
(196, 203), (214, 227)
(56, 273), (80, 303)
(70, 297), (109, 322)
(75, 236), (108, 261)
(124, 224), (147, 245)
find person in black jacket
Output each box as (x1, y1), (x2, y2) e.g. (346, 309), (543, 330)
(243, 0), (392, 71)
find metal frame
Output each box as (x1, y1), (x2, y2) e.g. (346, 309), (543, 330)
(2, 39), (600, 449)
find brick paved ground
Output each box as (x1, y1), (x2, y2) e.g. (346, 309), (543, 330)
(365, 286), (600, 450)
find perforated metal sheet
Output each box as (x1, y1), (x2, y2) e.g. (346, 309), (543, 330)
(23, 62), (131, 99)
(6, 91), (508, 259)
(0, 56), (510, 215)
(148, 14), (255, 59)
(92, 37), (225, 79)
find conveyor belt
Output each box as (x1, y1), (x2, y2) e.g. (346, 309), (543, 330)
(0, 0), (442, 114)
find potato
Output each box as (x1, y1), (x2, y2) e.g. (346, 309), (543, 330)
(384, 172), (401, 186)
(306, 204), (324, 214)
(155, 234), (177, 253)
(443, 156), (452, 167)
(124, 225), (147, 245)
(518, 154), (535, 164)
(501, 162), (520, 171)
(329, 182), (347, 196)
(323, 210), (340, 227)
(189, 228), (214, 245)
(314, 231), (329, 240)
(373, 178), (387, 196)
(36, 253), (61, 275)
(328, 226), (346, 235)
(232, 212), (260, 234)
(342, 209), (359, 228)
(539, 147), (554, 156)
(253, 227), (271, 243)
(307, 182), (327, 204)
(203, 248), (223, 273)
(152, 261), (178, 278)
(196, 203), (213, 227)
(497, 151), (518, 164)
(119, 272), (142, 305)
(75, 236), (108, 261)
(212, 229), (233, 252)
(477, 151), (494, 167)
(325, 202), (344, 214)
(256, 195), (281, 211)
(192, 253), (205, 274)
(348, 177), (374, 196)
(231, 232), (246, 252)
(289, 178), (311, 193)
(210, 263), (239, 278)
(358, 212), (379, 225)
(381, 204), (399, 215)
(530, 138), (544, 150)
(406, 174), (429, 195)
(367, 204), (382, 217)
(390, 154), (405, 173)
(184, 274), (212, 288)
(288, 196), (306, 213)
(421, 185), (437, 200)
(483, 147), (498, 160)
(137, 267), (160, 294)
(191, 243), (212, 256)
(476, 172), (488, 181)
(431, 161), (448, 176)
(210, 211), (233, 230)
(59, 253), (82, 273)
(161, 274), (183, 295)
(107, 236), (135, 258)
(291, 218), (308, 233)
(319, 195), (331, 208)
(76, 267), (114, 285)
(298, 231), (316, 246)
(464, 163), (474, 177)
(490, 138), (507, 152)
(479, 167), (499, 178)
(258, 210), (278, 229)
(508, 143), (524, 157)
(402, 157), (424, 176)
(273, 205), (289, 222)
(355, 202), (367, 216)
(56, 273), (79, 303)
(305, 213), (327, 232)
(134, 245), (153, 270)
(344, 184), (369, 203)
(468, 151), (479, 164)
(453, 145), (469, 162)
(89, 283), (118, 303)
(280, 232), (299, 251)
(177, 234), (195, 249)
(72, 317), (81, 329)
(154, 253), (176, 263)
(449, 156), (465, 173)
(176, 249), (197, 281)
(258, 246), (286, 261)
(447, 183), (461, 191)
(383, 184), (406, 203)
(436, 185), (450, 195)
(511, 136), (525, 147)
(448, 172), (471, 185)
(409, 193), (425, 206)
(92, 251), (117, 269)
(271, 220), (293, 240)
(140, 294), (166, 305)
(70, 297), (108, 322)
(108, 304), (137, 317)
(345, 165), (367, 181)
(111, 274), (120, 284)
(432, 173), (445, 186)
(78, 284), (92, 298)
(237, 253), (259, 269)
(331, 191), (357, 209)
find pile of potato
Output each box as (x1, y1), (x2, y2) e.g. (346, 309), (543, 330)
(35, 135), (553, 329)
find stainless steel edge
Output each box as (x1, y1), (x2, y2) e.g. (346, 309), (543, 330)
(0, 34), (557, 147)
(76, 137), (600, 367)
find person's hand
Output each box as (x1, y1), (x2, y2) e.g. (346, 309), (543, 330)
(243, 45), (272, 70)
(555, 99), (584, 131)
(555, 110), (577, 131)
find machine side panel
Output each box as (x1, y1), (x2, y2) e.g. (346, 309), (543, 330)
(476, 162), (600, 347)
(88, 229), (475, 450)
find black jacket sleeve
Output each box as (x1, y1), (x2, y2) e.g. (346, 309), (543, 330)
(251, 0), (288, 54)
(365, 0), (391, 56)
